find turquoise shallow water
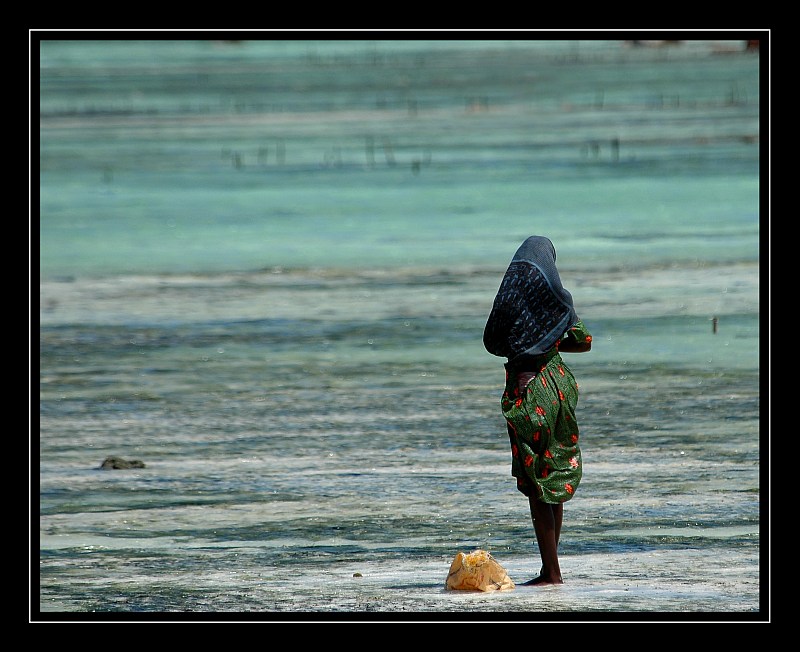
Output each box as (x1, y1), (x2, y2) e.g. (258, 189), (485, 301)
(36, 36), (764, 620)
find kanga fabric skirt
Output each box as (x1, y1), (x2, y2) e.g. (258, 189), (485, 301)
(501, 350), (582, 504)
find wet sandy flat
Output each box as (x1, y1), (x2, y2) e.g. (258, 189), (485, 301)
(38, 543), (762, 620)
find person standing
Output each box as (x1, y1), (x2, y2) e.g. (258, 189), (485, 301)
(483, 236), (592, 585)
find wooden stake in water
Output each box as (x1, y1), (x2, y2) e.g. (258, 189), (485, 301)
(712, 316), (718, 334)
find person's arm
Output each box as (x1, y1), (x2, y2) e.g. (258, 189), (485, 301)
(558, 320), (592, 353)
(558, 338), (592, 353)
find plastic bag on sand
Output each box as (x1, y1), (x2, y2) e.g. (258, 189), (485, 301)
(445, 549), (515, 592)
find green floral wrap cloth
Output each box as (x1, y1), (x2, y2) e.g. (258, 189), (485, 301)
(501, 321), (592, 503)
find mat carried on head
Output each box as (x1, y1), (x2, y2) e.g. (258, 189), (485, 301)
(445, 550), (515, 592)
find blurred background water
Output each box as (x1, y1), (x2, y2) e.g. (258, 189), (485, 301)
(36, 36), (764, 619)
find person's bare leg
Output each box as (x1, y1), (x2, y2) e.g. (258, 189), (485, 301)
(521, 495), (564, 585)
(533, 502), (563, 580)
(553, 502), (563, 549)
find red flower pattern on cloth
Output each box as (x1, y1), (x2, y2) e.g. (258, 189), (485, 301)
(500, 319), (589, 503)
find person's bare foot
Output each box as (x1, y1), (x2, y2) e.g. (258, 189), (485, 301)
(520, 574), (563, 586)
